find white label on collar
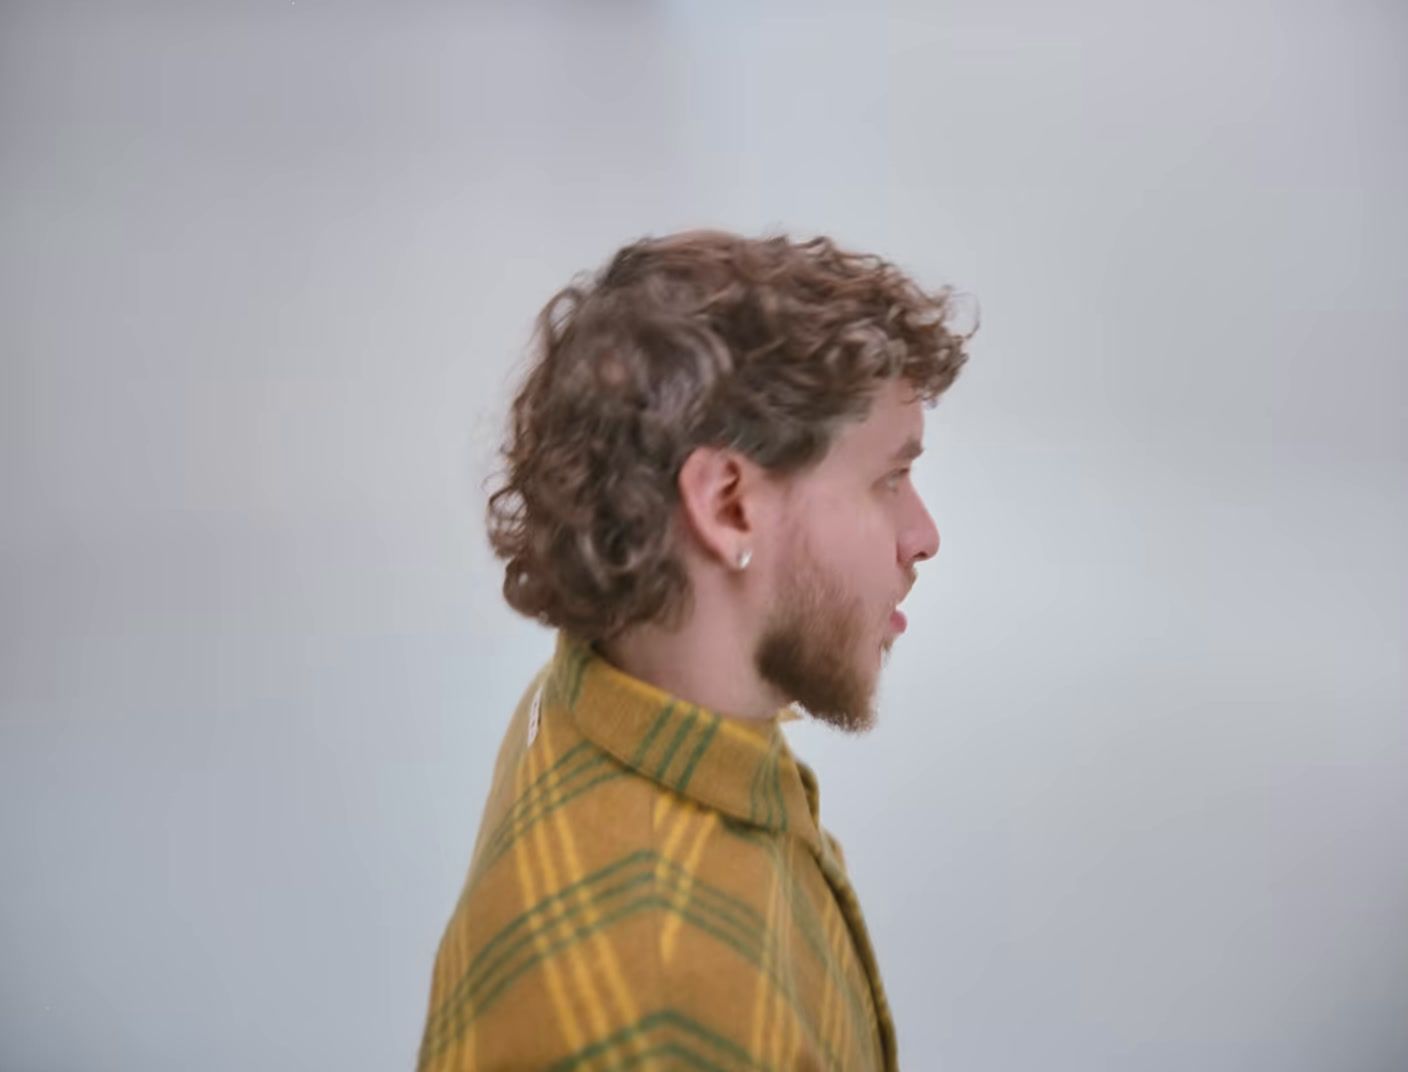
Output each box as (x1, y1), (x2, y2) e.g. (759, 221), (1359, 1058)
(526, 684), (543, 747)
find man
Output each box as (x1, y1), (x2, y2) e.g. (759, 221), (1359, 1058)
(419, 231), (971, 1071)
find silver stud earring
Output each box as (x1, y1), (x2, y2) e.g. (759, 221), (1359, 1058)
(736, 548), (752, 571)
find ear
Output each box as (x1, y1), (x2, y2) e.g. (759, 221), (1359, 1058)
(676, 445), (759, 569)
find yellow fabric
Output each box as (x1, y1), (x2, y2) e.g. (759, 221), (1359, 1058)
(418, 632), (898, 1071)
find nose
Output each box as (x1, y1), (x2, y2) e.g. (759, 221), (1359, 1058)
(902, 493), (941, 565)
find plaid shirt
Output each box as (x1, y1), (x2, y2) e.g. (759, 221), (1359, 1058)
(418, 632), (898, 1071)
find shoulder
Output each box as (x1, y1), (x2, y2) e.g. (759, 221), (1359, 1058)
(418, 698), (662, 1067)
(420, 764), (791, 1068)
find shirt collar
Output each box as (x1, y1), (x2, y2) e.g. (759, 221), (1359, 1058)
(544, 631), (823, 855)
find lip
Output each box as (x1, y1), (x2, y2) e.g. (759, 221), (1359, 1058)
(888, 608), (908, 635)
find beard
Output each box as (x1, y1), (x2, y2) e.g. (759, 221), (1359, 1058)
(753, 540), (887, 734)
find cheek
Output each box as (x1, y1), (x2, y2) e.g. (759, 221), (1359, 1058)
(786, 487), (894, 589)
(816, 522), (892, 595)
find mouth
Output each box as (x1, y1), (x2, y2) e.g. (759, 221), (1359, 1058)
(884, 581), (914, 646)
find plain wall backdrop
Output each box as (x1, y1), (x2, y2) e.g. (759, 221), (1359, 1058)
(2, 1), (1405, 1069)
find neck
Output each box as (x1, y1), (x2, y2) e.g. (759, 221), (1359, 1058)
(595, 614), (789, 722)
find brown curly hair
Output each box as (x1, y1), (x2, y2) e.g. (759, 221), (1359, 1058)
(486, 230), (974, 643)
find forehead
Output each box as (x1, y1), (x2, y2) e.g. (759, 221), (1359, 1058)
(828, 378), (926, 463)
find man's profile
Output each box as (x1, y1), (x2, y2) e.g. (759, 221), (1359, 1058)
(419, 231), (971, 1070)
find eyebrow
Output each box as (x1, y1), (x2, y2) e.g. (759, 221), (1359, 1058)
(888, 437), (924, 464)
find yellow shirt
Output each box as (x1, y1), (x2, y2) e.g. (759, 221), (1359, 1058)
(418, 631), (898, 1071)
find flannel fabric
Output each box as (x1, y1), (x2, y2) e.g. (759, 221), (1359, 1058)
(418, 632), (898, 1071)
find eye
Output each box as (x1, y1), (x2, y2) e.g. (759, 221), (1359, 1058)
(883, 468), (910, 492)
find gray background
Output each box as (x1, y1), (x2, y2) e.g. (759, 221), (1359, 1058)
(3, 1), (1405, 1069)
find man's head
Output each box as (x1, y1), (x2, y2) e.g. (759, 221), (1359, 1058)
(488, 230), (971, 730)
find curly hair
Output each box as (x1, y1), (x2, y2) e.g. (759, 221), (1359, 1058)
(486, 230), (974, 643)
